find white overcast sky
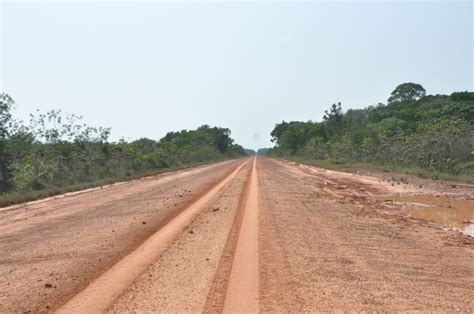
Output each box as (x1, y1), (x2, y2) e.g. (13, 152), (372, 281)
(1, 1), (472, 149)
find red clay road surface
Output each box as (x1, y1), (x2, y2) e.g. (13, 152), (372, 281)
(0, 157), (473, 313)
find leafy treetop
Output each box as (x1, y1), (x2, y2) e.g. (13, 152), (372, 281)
(388, 82), (426, 104)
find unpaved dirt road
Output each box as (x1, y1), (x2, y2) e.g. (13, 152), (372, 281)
(1, 157), (473, 312)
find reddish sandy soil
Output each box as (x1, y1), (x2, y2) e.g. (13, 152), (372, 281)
(0, 159), (244, 313)
(258, 158), (473, 312)
(0, 157), (472, 313)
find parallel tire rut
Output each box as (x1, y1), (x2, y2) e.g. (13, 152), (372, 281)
(57, 160), (250, 313)
(203, 161), (253, 313)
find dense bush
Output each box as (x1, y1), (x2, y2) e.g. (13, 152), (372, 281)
(269, 83), (474, 178)
(0, 94), (245, 194)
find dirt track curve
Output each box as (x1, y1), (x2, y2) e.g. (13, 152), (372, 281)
(0, 157), (473, 313)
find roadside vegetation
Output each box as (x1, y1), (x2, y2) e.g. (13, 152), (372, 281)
(0, 93), (246, 206)
(268, 83), (474, 182)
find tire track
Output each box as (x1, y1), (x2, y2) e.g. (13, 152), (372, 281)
(203, 160), (253, 313)
(57, 159), (250, 313)
(223, 157), (260, 313)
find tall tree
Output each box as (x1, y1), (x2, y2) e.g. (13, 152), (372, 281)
(323, 102), (343, 137)
(388, 82), (426, 104)
(270, 121), (289, 144)
(0, 93), (14, 191)
(323, 102), (343, 123)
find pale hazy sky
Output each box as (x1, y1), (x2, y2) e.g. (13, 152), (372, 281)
(1, 1), (472, 149)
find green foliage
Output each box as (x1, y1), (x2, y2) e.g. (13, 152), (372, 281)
(323, 102), (343, 137)
(0, 93), (15, 191)
(244, 148), (256, 155)
(387, 82), (426, 104)
(256, 148), (270, 155)
(270, 83), (474, 180)
(271, 121), (326, 154)
(0, 94), (245, 198)
(450, 91), (474, 102)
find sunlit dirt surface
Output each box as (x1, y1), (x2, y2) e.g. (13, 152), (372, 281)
(1, 157), (473, 312)
(380, 195), (474, 237)
(259, 159), (473, 312)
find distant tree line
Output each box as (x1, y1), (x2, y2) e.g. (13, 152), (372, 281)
(0, 93), (245, 194)
(269, 83), (474, 177)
